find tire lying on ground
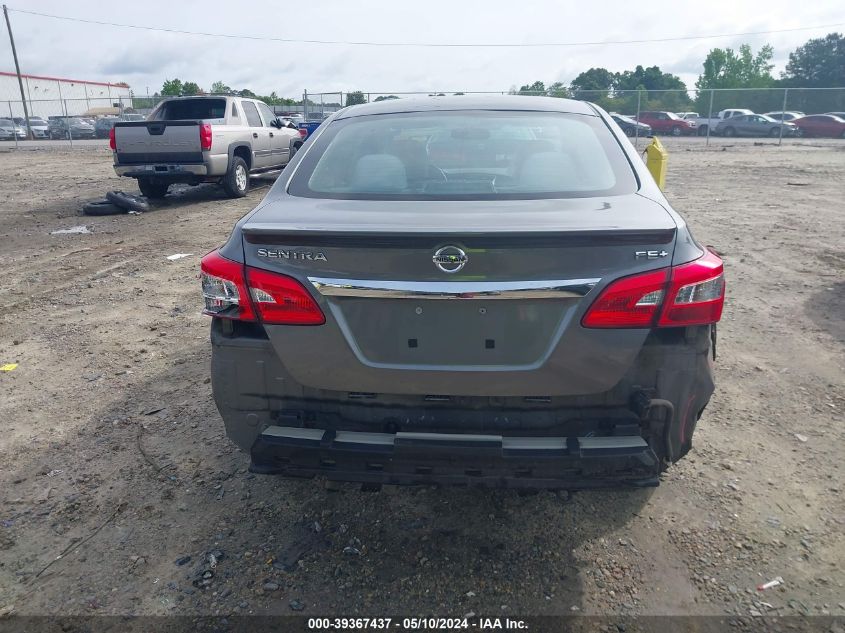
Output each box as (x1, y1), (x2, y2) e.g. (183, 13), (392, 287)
(106, 190), (150, 213)
(81, 200), (127, 216)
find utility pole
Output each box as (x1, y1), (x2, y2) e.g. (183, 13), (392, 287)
(3, 4), (32, 139)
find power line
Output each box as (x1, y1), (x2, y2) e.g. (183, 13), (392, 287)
(8, 7), (845, 48)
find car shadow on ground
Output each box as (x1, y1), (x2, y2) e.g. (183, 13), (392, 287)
(5, 337), (653, 617)
(139, 173), (281, 210)
(804, 280), (845, 343)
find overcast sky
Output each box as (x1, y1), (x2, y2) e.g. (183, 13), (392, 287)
(1, 0), (842, 98)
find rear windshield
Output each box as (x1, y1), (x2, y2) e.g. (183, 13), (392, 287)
(288, 111), (637, 200)
(152, 98), (226, 121)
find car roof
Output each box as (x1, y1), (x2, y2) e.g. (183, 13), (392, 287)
(333, 95), (598, 120)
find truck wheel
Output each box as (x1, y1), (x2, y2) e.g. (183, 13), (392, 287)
(138, 179), (169, 199)
(697, 126), (708, 136)
(222, 157), (249, 198)
(107, 190), (151, 212)
(671, 125), (682, 136)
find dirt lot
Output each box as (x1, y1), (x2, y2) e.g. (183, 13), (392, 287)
(0, 139), (843, 621)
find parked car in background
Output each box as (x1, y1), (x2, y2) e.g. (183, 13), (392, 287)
(119, 113), (145, 122)
(763, 111), (804, 122)
(675, 112), (699, 121)
(95, 117), (119, 139)
(48, 116), (95, 139)
(824, 112), (845, 120)
(112, 95), (300, 198)
(694, 109), (753, 136)
(715, 114), (799, 138)
(201, 96), (725, 490)
(636, 111), (696, 136)
(0, 118), (21, 140)
(610, 113), (652, 137)
(13, 116), (49, 138)
(792, 114), (845, 138)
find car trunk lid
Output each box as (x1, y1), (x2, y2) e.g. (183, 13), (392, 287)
(241, 194), (677, 396)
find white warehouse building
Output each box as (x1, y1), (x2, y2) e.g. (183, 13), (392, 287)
(0, 71), (133, 119)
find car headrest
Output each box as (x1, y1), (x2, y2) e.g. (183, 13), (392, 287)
(350, 154), (408, 192)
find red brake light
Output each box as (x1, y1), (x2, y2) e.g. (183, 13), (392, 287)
(658, 248), (725, 327)
(108, 127), (116, 150)
(581, 269), (668, 328)
(245, 267), (325, 325)
(200, 250), (324, 325)
(582, 248), (725, 329)
(298, 127), (307, 139)
(200, 251), (255, 321)
(200, 123), (213, 151)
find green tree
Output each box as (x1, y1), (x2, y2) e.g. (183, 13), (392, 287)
(182, 81), (202, 96)
(570, 68), (615, 100)
(547, 82), (570, 98)
(518, 80), (546, 95)
(782, 33), (844, 86)
(374, 95), (399, 101)
(345, 91), (366, 106)
(694, 44), (777, 112)
(239, 88), (257, 98)
(161, 79), (183, 96)
(210, 81), (231, 94)
(780, 33), (845, 113)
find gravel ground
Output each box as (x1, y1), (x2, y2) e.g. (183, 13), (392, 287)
(0, 139), (843, 621)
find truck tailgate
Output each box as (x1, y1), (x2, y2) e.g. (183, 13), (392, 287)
(113, 121), (203, 165)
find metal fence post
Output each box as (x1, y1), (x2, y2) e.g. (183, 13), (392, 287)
(9, 101), (18, 149)
(706, 89), (714, 147)
(635, 91), (641, 149)
(63, 99), (72, 148)
(303, 90), (308, 120)
(778, 87), (788, 147)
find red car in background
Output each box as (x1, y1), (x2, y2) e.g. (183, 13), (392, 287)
(636, 111), (697, 136)
(792, 114), (845, 138)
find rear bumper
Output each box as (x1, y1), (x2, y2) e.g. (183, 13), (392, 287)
(251, 425), (660, 489)
(114, 164), (209, 179)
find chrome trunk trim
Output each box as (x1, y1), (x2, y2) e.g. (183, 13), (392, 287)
(307, 277), (599, 300)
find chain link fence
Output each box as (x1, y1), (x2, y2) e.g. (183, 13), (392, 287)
(2, 88), (843, 148)
(303, 87), (845, 148)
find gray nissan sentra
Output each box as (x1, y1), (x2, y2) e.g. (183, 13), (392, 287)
(201, 96), (725, 490)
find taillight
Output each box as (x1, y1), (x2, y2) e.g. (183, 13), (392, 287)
(582, 248), (724, 329)
(298, 127), (307, 139)
(245, 267), (325, 325)
(581, 269), (668, 328)
(108, 127), (116, 150)
(200, 123), (213, 151)
(658, 248), (725, 327)
(199, 250), (324, 325)
(200, 251), (255, 321)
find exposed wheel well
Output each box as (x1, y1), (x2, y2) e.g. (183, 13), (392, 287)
(233, 145), (252, 170)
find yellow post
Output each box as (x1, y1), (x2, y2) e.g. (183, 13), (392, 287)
(645, 137), (668, 190)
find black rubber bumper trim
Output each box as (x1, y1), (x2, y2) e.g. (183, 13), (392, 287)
(250, 426), (660, 489)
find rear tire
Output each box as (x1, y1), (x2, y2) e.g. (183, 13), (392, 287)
(106, 190), (150, 212)
(625, 127), (636, 137)
(137, 178), (169, 199)
(723, 127), (736, 137)
(222, 156), (249, 198)
(697, 126), (708, 136)
(769, 128), (781, 137)
(82, 200), (126, 216)
(671, 125), (682, 136)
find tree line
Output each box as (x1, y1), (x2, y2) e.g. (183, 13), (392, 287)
(134, 32), (844, 115)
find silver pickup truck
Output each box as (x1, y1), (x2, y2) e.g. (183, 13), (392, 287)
(111, 96), (301, 198)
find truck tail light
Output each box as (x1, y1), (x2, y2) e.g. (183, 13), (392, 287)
(200, 250), (324, 326)
(582, 249), (724, 329)
(200, 123), (213, 151)
(109, 127), (116, 150)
